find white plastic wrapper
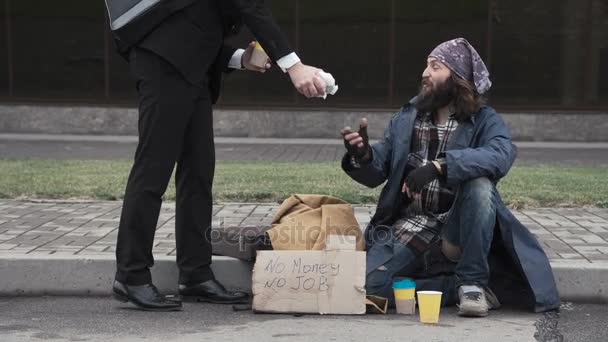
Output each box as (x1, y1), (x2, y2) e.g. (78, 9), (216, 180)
(316, 71), (339, 99)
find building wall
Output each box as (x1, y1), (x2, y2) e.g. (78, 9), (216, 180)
(2, 104), (608, 142)
(0, 0), (606, 112)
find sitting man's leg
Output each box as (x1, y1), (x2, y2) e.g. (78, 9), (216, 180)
(366, 240), (419, 305)
(443, 177), (501, 317)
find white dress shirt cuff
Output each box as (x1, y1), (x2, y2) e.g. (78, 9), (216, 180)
(228, 49), (245, 70)
(276, 52), (301, 72)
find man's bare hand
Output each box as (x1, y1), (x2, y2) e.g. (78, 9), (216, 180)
(288, 62), (326, 98)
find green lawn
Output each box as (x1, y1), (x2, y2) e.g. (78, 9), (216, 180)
(0, 160), (606, 209)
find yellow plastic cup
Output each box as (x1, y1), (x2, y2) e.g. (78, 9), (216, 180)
(417, 291), (442, 324)
(394, 288), (415, 300)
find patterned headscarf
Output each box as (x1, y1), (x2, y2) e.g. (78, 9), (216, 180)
(428, 38), (492, 94)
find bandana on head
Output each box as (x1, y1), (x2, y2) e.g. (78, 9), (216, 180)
(428, 38), (492, 95)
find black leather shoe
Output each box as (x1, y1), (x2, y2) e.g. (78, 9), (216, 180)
(113, 280), (183, 312)
(179, 279), (249, 304)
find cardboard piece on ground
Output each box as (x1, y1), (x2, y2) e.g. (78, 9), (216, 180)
(365, 295), (388, 314)
(252, 235), (366, 314)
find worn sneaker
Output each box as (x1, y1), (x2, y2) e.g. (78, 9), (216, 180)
(457, 285), (501, 317)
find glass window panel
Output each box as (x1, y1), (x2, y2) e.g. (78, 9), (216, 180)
(11, 0), (105, 100)
(393, 0), (488, 107)
(0, 0), (9, 96)
(490, 0), (608, 109)
(297, 0), (391, 107)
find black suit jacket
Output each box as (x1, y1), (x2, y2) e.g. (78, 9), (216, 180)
(114, 0), (293, 103)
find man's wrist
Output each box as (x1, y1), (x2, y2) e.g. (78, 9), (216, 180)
(286, 61), (302, 75)
(228, 49), (246, 70)
(277, 52), (301, 72)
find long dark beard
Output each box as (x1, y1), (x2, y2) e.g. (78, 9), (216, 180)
(415, 77), (455, 114)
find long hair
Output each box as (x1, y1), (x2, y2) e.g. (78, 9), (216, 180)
(451, 74), (486, 122)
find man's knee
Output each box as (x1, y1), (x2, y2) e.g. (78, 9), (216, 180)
(458, 177), (494, 206)
(128, 158), (176, 195)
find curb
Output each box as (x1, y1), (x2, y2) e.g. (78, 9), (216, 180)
(0, 255), (252, 296)
(1, 256), (606, 304)
(550, 262), (608, 303)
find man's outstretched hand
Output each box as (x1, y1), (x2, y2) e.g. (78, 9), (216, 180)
(341, 118), (371, 163)
(287, 62), (326, 98)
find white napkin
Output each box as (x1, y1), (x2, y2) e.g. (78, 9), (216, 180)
(316, 71), (339, 99)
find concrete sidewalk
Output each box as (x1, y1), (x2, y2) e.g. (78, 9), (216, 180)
(0, 200), (607, 303)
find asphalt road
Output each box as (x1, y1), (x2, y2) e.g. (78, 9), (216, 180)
(1, 139), (607, 166)
(0, 297), (605, 342)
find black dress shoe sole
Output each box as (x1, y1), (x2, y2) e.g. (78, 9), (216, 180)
(180, 295), (250, 305)
(113, 291), (183, 312)
(112, 291), (129, 303)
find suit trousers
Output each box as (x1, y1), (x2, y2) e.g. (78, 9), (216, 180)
(115, 47), (217, 285)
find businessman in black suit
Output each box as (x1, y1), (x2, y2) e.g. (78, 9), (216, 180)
(110, 0), (328, 311)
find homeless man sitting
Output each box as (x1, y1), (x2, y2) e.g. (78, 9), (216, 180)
(340, 38), (560, 317)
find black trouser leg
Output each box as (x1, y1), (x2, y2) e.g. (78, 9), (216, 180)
(175, 88), (216, 285)
(115, 48), (200, 285)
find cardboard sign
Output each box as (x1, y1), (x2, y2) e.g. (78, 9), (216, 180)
(252, 236), (366, 314)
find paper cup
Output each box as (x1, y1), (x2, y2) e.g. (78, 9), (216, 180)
(394, 288), (415, 300)
(417, 291), (442, 324)
(249, 41), (269, 69)
(395, 298), (416, 315)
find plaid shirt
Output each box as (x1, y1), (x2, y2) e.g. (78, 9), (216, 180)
(393, 112), (459, 254)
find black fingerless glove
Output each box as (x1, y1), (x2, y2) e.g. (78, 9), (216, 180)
(404, 163), (440, 193)
(343, 124), (370, 161)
